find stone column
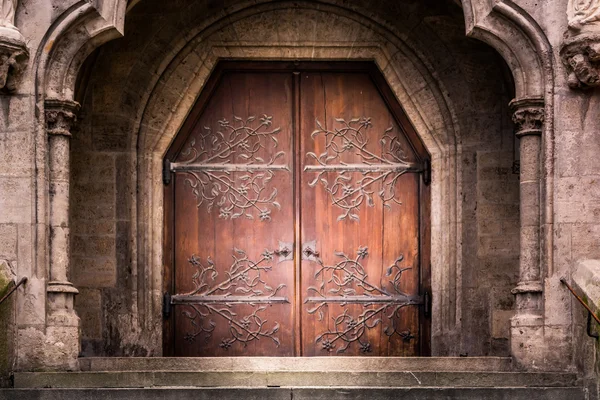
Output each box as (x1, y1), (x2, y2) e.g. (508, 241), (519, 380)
(44, 98), (80, 370)
(509, 98), (545, 369)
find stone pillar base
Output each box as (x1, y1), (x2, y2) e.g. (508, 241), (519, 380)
(45, 284), (80, 371)
(510, 313), (545, 370)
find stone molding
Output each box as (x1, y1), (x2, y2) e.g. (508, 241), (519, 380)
(511, 281), (544, 295)
(44, 99), (81, 137)
(509, 98), (545, 138)
(47, 281), (79, 294)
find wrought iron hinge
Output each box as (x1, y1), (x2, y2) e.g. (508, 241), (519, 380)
(423, 290), (431, 318)
(163, 159), (172, 185)
(163, 291), (172, 318)
(423, 159), (431, 186)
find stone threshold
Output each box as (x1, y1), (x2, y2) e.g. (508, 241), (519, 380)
(0, 387), (588, 400)
(78, 356), (514, 372)
(13, 370), (579, 389)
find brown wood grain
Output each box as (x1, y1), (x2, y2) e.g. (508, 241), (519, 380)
(163, 62), (431, 357)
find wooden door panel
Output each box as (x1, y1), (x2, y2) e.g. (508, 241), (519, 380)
(166, 63), (429, 357)
(171, 72), (295, 356)
(299, 72), (423, 356)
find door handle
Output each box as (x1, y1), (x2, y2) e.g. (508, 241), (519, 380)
(302, 240), (320, 261)
(274, 241), (293, 262)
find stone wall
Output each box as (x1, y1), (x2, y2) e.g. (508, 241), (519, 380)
(69, 0), (519, 357)
(1, 0), (594, 376)
(0, 261), (16, 387)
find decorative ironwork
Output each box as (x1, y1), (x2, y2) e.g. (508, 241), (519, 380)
(173, 247), (288, 349)
(274, 241), (293, 262)
(172, 115), (289, 221)
(181, 248), (286, 298)
(304, 245), (421, 353)
(305, 117), (421, 222)
(179, 303), (282, 349)
(302, 240), (320, 261)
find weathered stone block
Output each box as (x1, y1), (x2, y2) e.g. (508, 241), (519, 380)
(0, 129), (33, 177)
(571, 260), (600, 316)
(478, 235), (520, 257)
(91, 115), (134, 152)
(75, 289), (102, 340)
(478, 180), (519, 204)
(477, 204), (519, 221)
(71, 220), (115, 236)
(556, 200), (600, 224)
(571, 224), (600, 260)
(71, 236), (115, 258)
(0, 225), (17, 260)
(16, 276), (45, 326)
(71, 153), (115, 184)
(544, 276), (572, 326)
(71, 257), (116, 288)
(492, 309), (514, 339)
(0, 177), (32, 224)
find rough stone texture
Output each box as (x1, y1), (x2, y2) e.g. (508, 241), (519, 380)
(12, 370), (580, 388)
(571, 260), (600, 315)
(0, 387), (587, 400)
(67, 0), (518, 361)
(0, 0), (598, 388)
(78, 356), (514, 372)
(0, 260), (15, 387)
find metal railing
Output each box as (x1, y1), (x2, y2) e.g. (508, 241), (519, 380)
(0, 277), (27, 306)
(561, 277), (600, 339)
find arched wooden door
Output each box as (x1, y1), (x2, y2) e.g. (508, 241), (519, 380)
(163, 62), (431, 357)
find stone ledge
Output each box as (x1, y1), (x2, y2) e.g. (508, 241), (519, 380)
(13, 371), (579, 389)
(0, 387), (587, 400)
(571, 259), (600, 316)
(0, 387), (588, 400)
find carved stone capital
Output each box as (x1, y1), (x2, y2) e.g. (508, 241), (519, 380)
(560, 33), (600, 89)
(45, 98), (81, 137)
(0, 33), (27, 93)
(509, 98), (545, 138)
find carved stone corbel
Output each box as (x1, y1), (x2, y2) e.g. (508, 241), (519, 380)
(561, 1), (600, 89)
(561, 34), (600, 89)
(0, 0), (27, 93)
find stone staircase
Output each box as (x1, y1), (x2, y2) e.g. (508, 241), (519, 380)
(0, 357), (588, 399)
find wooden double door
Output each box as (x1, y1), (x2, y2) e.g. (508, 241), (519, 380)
(163, 62), (431, 357)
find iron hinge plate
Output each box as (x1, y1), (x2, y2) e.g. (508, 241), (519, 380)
(163, 291), (172, 318)
(163, 158), (172, 185)
(423, 159), (431, 186)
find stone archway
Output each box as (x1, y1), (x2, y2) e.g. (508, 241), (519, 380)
(130, 3), (462, 359)
(23, 0), (558, 371)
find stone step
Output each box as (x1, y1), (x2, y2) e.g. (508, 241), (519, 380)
(13, 370), (579, 389)
(0, 387), (588, 400)
(79, 356), (514, 372)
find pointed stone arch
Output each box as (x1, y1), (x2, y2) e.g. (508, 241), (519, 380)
(26, 0), (558, 370)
